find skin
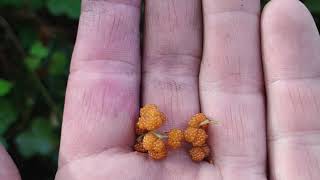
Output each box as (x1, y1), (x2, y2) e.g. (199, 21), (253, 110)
(1, 0), (319, 179)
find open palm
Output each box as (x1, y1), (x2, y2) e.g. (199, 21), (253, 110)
(1, 0), (320, 179)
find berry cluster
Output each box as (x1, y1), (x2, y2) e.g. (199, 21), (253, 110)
(134, 104), (217, 162)
(185, 113), (216, 161)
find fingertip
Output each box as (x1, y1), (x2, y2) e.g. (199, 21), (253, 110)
(262, 0), (319, 47)
(262, 0), (317, 32)
(261, 0), (320, 82)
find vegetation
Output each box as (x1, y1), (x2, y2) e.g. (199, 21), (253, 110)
(0, 0), (319, 179)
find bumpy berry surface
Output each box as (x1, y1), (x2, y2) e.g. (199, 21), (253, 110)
(134, 142), (148, 153)
(137, 104), (166, 131)
(189, 146), (209, 161)
(142, 133), (166, 153)
(184, 127), (208, 146)
(142, 133), (158, 151)
(167, 129), (184, 149)
(148, 150), (167, 160)
(152, 139), (166, 152)
(188, 113), (208, 128)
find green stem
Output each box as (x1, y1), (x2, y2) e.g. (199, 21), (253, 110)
(136, 134), (145, 142)
(152, 131), (168, 139)
(199, 119), (219, 126)
(136, 131), (168, 142)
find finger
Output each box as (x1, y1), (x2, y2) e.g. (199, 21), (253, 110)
(200, 0), (266, 177)
(142, 0), (202, 129)
(59, 0), (141, 166)
(262, 0), (320, 179)
(0, 145), (20, 180)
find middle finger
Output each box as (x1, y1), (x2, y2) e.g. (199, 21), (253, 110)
(142, 0), (202, 130)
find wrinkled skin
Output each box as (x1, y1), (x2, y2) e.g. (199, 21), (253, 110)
(1, 0), (320, 180)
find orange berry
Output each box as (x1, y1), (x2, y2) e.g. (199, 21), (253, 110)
(184, 127), (208, 147)
(152, 139), (166, 152)
(142, 133), (158, 151)
(142, 133), (166, 152)
(134, 142), (148, 153)
(188, 113), (208, 128)
(189, 146), (210, 161)
(137, 104), (166, 131)
(167, 129), (184, 149)
(148, 150), (167, 160)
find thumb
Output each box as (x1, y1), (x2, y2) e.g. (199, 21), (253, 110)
(0, 145), (21, 180)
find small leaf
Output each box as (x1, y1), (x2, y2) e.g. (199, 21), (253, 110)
(48, 51), (69, 76)
(0, 99), (18, 135)
(47, 0), (81, 19)
(0, 79), (13, 96)
(25, 56), (42, 71)
(30, 41), (49, 59)
(15, 118), (58, 158)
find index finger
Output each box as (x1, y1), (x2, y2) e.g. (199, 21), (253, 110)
(59, 0), (141, 167)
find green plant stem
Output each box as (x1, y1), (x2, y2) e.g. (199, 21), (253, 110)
(199, 119), (219, 126)
(152, 132), (168, 139)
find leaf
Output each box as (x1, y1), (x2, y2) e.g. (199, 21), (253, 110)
(25, 56), (42, 71)
(15, 118), (58, 158)
(25, 41), (49, 71)
(48, 51), (69, 76)
(0, 99), (18, 135)
(47, 0), (81, 19)
(0, 79), (13, 96)
(30, 41), (49, 59)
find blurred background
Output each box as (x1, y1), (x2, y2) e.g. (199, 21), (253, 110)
(0, 0), (319, 179)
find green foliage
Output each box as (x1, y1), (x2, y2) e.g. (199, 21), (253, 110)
(18, 26), (38, 49)
(25, 41), (49, 71)
(47, 0), (81, 19)
(30, 41), (49, 59)
(28, 0), (46, 10)
(0, 0), (23, 7)
(305, 0), (320, 13)
(0, 0), (81, 19)
(0, 79), (13, 96)
(15, 118), (58, 158)
(48, 51), (68, 76)
(0, 99), (18, 135)
(0, 0), (74, 179)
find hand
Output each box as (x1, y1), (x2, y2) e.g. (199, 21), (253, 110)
(1, 0), (319, 179)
